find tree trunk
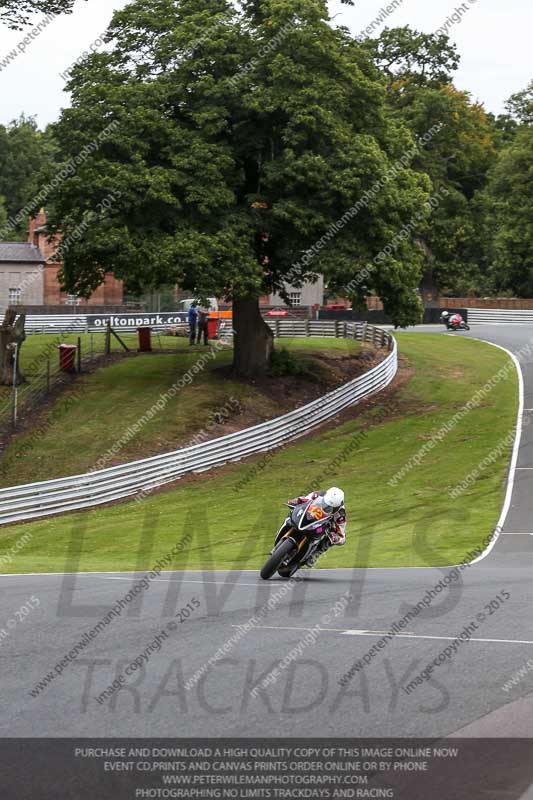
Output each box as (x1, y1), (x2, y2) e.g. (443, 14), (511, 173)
(232, 297), (274, 377)
(0, 309), (26, 386)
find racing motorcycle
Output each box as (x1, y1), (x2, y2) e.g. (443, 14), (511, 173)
(260, 496), (335, 580)
(449, 319), (470, 331)
(444, 314), (470, 331)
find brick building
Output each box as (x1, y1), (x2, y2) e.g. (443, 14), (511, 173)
(0, 210), (123, 311)
(28, 210), (123, 306)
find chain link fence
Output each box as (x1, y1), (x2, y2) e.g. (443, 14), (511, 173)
(0, 329), (188, 436)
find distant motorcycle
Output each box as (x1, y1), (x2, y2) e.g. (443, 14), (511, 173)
(442, 313), (470, 331)
(448, 317), (470, 331)
(260, 497), (335, 580)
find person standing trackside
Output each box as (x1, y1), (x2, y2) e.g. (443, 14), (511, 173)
(188, 302), (198, 346)
(197, 303), (209, 346)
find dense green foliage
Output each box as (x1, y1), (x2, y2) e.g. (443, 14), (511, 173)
(0, 116), (57, 238)
(44, 0), (432, 346)
(367, 27), (499, 297)
(484, 125), (533, 296)
(475, 80), (533, 296)
(0, 1), (531, 350)
(0, 0), (81, 28)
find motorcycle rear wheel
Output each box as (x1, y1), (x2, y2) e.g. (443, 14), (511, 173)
(260, 539), (296, 581)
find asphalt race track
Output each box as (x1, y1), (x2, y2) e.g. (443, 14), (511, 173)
(1, 325), (532, 760)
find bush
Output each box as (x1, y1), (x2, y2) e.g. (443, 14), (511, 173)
(269, 347), (310, 377)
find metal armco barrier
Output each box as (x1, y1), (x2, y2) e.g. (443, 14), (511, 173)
(0, 324), (397, 526)
(467, 308), (533, 324)
(265, 319), (392, 346)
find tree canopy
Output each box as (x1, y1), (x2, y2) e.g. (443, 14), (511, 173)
(0, 116), (57, 238)
(367, 26), (503, 298)
(506, 80), (533, 125)
(0, 0), (82, 28)
(366, 26), (460, 89)
(483, 125), (533, 296)
(45, 0), (433, 372)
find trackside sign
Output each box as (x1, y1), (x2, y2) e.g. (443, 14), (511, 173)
(87, 313), (188, 328)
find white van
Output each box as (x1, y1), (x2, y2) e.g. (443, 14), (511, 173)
(178, 297), (219, 312)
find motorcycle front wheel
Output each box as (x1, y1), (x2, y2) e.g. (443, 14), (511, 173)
(260, 539), (296, 581)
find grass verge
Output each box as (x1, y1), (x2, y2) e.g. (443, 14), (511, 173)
(0, 333), (518, 573)
(0, 335), (362, 486)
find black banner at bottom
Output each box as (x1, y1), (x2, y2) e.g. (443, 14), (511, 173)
(2, 739), (532, 800)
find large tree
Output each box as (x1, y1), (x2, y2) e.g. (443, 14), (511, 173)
(46, 0), (431, 374)
(367, 27), (497, 298)
(484, 123), (533, 296)
(0, 116), (58, 238)
(506, 80), (533, 126)
(367, 25), (460, 90)
(487, 80), (533, 294)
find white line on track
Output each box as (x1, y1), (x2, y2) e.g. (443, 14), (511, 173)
(468, 340), (524, 565)
(238, 624), (533, 646)
(1, 565), (476, 578)
(91, 575), (273, 588)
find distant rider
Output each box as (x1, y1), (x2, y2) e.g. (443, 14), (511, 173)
(287, 487), (346, 566)
(449, 313), (464, 328)
(441, 310), (464, 329)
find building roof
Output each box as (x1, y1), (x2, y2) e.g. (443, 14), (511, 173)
(0, 242), (45, 263)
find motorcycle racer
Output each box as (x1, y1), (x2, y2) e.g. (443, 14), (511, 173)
(287, 487), (346, 566)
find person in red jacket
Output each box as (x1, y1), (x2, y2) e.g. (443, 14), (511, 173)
(287, 487), (346, 567)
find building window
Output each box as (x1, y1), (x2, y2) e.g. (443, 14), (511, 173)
(8, 288), (21, 305)
(288, 292), (302, 307)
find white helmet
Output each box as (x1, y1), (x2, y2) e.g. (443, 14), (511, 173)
(441, 311), (449, 318)
(324, 487), (345, 511)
